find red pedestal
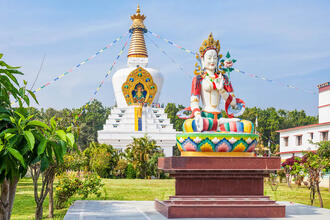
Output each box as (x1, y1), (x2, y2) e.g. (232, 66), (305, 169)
(155, 157), (285, 218)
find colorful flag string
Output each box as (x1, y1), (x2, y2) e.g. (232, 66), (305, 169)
(148, 30), (316, 95)
(78, 34), (131, 117)
(233, 68), (317, 95)
(11, 32), (128, 106)
(145, 34), (191, 80)
(148, 30), (196, 55)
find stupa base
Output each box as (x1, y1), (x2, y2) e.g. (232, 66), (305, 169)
(155, 156), (285, 218)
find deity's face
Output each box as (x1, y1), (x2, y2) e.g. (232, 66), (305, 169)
(202, 49), (218, 72)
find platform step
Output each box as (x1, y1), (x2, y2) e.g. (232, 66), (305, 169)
(164, 199), (275, 205)
(169, 195), (270, 199)
(155, 197), (286, 218)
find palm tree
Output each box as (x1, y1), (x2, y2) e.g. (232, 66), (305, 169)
(125, 135), (163, 179)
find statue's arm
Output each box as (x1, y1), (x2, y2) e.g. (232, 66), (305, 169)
(218, 74), (237, 107)
(190, 76), (202, 117)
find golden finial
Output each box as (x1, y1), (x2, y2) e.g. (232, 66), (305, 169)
(199, 33), (221, 58)
(130, 5), (146, 26)
(128, 5), (148, 58)
(136, 4), (140, 14)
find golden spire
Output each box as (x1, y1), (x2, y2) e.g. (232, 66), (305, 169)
(128, 5), (148, 58)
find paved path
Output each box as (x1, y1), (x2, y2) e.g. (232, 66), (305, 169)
(64, 201), (330, 220)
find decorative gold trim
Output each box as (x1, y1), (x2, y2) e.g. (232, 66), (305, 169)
(122, 67), (157, 106)
(181, 152), (255, 157)
(127, 54), (148, 58)
(199, 33), (220, 58)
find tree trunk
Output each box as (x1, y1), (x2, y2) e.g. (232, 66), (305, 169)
(31, 164), (55, 220)
(316, 182), (323, 208)
(286, 175), (291, 188)
(0, 178), (18, 220)
(48, 176), (54, 218)
(309, 174), (316, 206)
(0, 180), (9, 220)
(8, 178), (18, 219)
(35, 203), (43, 220)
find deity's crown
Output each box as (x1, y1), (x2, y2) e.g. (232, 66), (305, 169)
(199, 33), (220, 58)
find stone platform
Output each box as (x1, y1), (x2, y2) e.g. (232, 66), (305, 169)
(63, 200), (330, 220)
(155, 156), (285, 218)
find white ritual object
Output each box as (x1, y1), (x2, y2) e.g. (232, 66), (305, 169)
(97, 6), (177, 156)
(277, 82), (330, 160)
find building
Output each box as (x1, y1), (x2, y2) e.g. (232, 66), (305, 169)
(97, 6), (177, 156)
(277, 82), (330, 160)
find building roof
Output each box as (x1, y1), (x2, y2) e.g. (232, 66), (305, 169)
(318, 81), (330, 93)
(276, 121), (330, 133)
(317, 81), (330, 89)
(276, 150), (316, 155)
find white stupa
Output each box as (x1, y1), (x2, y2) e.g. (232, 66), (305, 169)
(97, 5), (177, 156)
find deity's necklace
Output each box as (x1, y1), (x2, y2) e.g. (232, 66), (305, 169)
(202, 71), (219, 90)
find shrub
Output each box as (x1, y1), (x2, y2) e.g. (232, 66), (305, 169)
(84, 142), (119, 178)
(59, 153), (88, 173)
(90, 147), (112, 177)
(125, 163), (136, 179)
(114, 159), (128, 178)
(77, 172), (103, 199)
(55, 172), (81, 209)
(55, 171), (103, 209)
(147, 152), (164, 179)
(282, 156), (306, 187)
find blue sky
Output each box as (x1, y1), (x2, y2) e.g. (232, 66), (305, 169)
(1, 0), (329, 116)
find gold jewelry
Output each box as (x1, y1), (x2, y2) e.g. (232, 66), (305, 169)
(199, 33), (220, 58)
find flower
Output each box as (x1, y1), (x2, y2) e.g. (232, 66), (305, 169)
(224, 59), (233, 68)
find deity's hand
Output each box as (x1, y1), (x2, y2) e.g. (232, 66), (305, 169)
(194, 113), (203, 132)
(214, 77), (224, 90)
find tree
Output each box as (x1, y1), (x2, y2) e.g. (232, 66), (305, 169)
(29, 116), (75, 220)
(30, 99), (110, 151)
(240, 107), (317, 153)
(301, 151), (328, 208)
(283, 142), (329, 208)
(0, 54), (38, 220)
(315, 141), (330, 192)
(77, 100), (110, 150)
(125, 135), (163, 179)
(164, 103), (185, 131)
(29, 107), (80, 218)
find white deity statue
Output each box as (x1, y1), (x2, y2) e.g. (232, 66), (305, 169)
(181, 33), (243, 132)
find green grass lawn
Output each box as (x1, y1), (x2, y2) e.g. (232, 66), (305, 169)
(11, 178), (330, 220)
